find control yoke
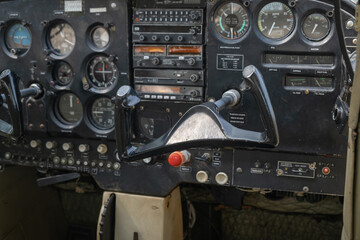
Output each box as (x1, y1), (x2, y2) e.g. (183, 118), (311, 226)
(115, 65), (279, 162)
(0, 69), (42, 141)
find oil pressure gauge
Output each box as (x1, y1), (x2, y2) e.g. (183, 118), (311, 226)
(302, 13), (330, 41)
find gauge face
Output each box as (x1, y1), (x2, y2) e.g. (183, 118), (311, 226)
(258, 2), (295, 39)
(5, 23), (31, 55)
(302, 13), (330, 41)
(54, 62), (73, 86)
(57, 93), (83, 123)
(48, 23), (76, 56)
(87, 55), (118, 89)
(91, 26), (110, 49)
(213, 2), (249, 40)
(91, 98), (115, 129)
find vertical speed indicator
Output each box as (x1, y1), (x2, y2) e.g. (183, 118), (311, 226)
(213, 2), (250, 40)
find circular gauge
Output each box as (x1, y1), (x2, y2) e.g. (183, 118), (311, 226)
(53, 62), (73, 86)
(48, 22), (76, 56)
(91, 97), (115, 129)
(258, 2), (295, 39)
(302, 13), (330, 41)
(57, 93), (83, 124)
(91, 26), (110, 49)
(5, 23), (31, 56)
(86, 55), (118, 90)
(213, 2), (249, 40)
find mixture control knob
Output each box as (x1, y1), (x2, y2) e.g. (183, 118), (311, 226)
(79, 144), (90, 153)
(187, 58), (196, 66)
(30, 140), (41, 148)
(62, 143), (74, 151)
(45, 141), (57, 150)
(190, 74), (200, 82)
(97, 144), (108, 155)
(168, 150), (191, 167)
(151, 57), (160, 66)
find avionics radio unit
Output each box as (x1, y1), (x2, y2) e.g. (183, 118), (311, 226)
(134, 69), (204, 86)
(135, 84), (203, 102)
(133, 9), (203, 44)
(133, 45), (203, 69)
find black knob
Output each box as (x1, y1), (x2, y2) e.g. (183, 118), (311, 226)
(189, 28), (197, 35)
(187, 58), (196, 66)
(190, 11), (199, 20)
(151, 57), (160, 65)
(177, 36), (184, 42)
(151, 35), (158, 41)
(190, 90), (199, 98)
(139, 35), (145, 41)
(164, 35), (171, 42)
(190, 74), (199, 82)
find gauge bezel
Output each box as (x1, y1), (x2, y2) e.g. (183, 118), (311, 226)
(299, 10), (333, 46)
(44, 20), (76, 59)
(52, 61), (74, 87)
(54, 92), (83, 127)
(84, 54), (119, 93)
(0, 20), (32, 59)
(209, 0), (251, 44)
(255, 1), (297, 45)
(86, 23), (111, 52)
(87, 96), (115, 132)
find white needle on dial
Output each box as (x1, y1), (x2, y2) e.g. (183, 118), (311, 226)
(65, 39), (75, 45)
(231, 27), (234, 39)
(60, 32), (64, 38)
(311, 24), (318, 34)
(269, 22), (275, 35)
(69, 95), (73, 108)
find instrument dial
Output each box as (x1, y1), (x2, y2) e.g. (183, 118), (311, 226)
(5, 23), (31, 56)
(91, 97), (115, 129)
(302, 13), (330, 41)
(258, 2), (295, 39)
(53, 62), (73, 86)
(48, 22), (76, 56)
(57, 93), (83, 124)
(91, 26), (110, 49)
(213, 2), (250, 40)
(86, 55), (118, 90)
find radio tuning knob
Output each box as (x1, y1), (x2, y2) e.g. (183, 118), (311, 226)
(190, 74), (200, 82)
(187, 58), (196, 66)
(190, 90), (200, 98)
(164, 35), (171, 42)
(151, 57), (160, 65)
(139, 35), (145, 41)
(190, 11), (199, 20)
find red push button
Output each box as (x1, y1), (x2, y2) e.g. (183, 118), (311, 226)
(168, 151), (185, 167)
(322, 167), (330, 175)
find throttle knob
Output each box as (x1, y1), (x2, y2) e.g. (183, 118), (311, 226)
(168, 150), (191, 167)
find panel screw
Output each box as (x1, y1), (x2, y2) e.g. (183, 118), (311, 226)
(178, 112), (183, 117)
(166, 108), (170, 113)
(303, 186), (310, 192)
(236, 167), (243, 173)
(111, 2), (117, 8)
(40, 124), (45, 129)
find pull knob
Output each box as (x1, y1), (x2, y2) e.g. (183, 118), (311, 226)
(79, 144), (90, 153)
(45, 141), (57, 150)
(97, 144), (108, 154)
(62, 143), (74, 151)
(168, 150), (191, 167)
(30, 139), (41, 148)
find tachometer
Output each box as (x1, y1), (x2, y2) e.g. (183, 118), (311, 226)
(86, 55), (118, 90)
(91, 97), (115, 129)
(48, 22), (76, 56)
(302, 13), (330, 41)
(57, 93), (83, 124)
(5, 23), (31, 56)
(258, 2), (295, 39)
(213, 2), (249, 40)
